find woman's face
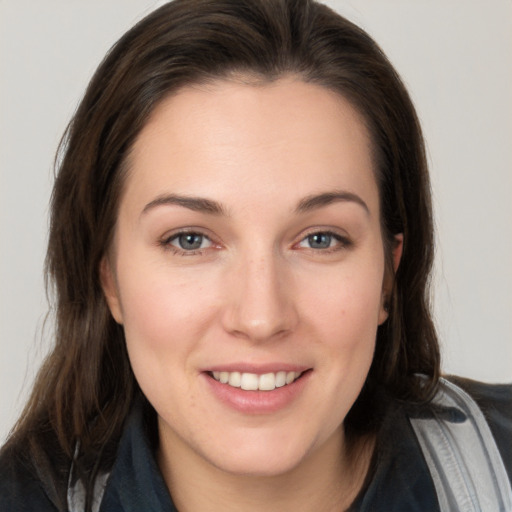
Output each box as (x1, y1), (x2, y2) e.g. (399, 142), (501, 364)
(102, 78), (399, 477)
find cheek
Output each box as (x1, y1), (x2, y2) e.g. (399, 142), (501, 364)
(116, 262), (223, 377)
(298, 259), (383, 401)
(283, 265), (383, 438)
(117, 274), (213, 419)
(299, 261), (385, 344)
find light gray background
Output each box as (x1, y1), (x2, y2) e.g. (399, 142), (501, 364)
(1, 0), (511, 443)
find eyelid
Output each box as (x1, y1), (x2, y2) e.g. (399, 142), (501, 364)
(293, 228), (353, 252)
(159, 227), (221, 255)
(157, 226), (352, 256)
(160, 225), (215, 241)
(169, 232), (212, 249)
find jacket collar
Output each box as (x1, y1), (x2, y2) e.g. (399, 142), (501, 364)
(98, 396), (177, 512)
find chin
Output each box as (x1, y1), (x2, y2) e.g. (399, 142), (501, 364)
(202, 429), (316, 478)
(212, 451), (307, 478)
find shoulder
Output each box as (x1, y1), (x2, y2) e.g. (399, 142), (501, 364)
(0, 441), (62, 512)
(447, 375), (512, 414)
(447, 375), (512, 482)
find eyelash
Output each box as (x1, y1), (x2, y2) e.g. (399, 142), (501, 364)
(159, 230), (215, 256)
(296, 230), (352, 253)
(159, 229), (352, 256)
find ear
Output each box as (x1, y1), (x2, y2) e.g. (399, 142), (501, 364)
(378, 233), (404, 325)
(99, 256), (124, 324)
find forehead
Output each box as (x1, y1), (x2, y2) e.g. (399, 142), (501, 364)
(122, 77), (378, 215)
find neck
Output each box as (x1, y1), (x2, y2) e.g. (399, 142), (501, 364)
(157, 426), (375, 512)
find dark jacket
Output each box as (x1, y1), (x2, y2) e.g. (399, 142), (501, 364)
(1, 377), (511, 511)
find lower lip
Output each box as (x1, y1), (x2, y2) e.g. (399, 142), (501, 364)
(203, 371), (311, 415)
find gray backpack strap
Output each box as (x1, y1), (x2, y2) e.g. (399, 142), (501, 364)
(67, 470), (109, 512)
(67, 446), (110, 512)
(410, 378), (512, 512)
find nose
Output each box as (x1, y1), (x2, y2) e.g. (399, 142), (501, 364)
(221, 251), (298, 343)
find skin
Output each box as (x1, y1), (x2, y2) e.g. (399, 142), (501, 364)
(101, 77), (402, 511)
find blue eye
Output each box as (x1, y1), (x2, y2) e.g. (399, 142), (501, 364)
(306, 232), (333, 249)
(298, 231), (348, 251)
(168, 232), (212, 251)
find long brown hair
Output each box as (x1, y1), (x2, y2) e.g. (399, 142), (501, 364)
(4, 0), (439, 508)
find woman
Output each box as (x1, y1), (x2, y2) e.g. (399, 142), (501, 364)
(1, 1), (510, 511)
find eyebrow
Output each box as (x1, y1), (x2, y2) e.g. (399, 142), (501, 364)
(141, 189), (369, 217)
(295, 190), (370, 214)
(141, 194), (227, 216)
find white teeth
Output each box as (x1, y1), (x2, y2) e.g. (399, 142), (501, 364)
(211, 370), (303, 391)
(228, 371), (241, 387)
(275, 371), (287, 388)
(240, 373), (259, 390)
(259, 372), (276, 391)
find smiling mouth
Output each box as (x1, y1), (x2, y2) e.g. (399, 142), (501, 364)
(208, 370), (305, 391)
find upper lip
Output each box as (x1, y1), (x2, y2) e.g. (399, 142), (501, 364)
(204, 363), (311, 374)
